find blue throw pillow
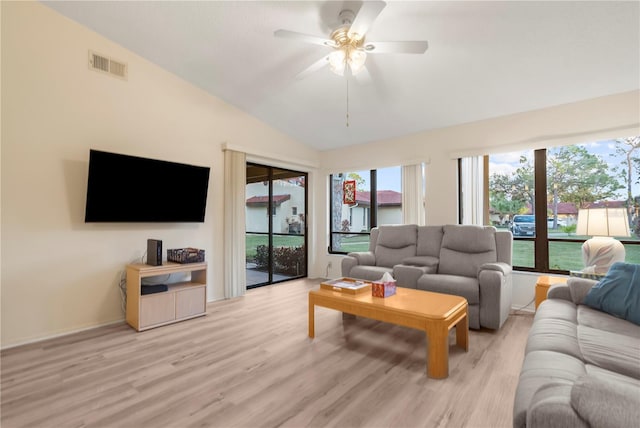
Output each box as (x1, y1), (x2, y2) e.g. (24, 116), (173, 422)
(584, 262), (640, 325)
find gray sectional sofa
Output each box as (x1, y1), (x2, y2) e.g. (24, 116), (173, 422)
(341, 224), (513, 329)
(513, 277), (640, 428)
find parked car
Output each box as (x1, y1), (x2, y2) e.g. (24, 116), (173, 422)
(510, 215), (567, 235)
(547, 217), (567, 229)
(510, 215), (535, 236)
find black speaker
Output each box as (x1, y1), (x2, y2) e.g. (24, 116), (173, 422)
(147, 239), (162, 266)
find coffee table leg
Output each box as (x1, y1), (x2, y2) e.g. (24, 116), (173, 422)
(426, 324), (448, 379)
(456, 311), (469, 351)
(308, 294), (315, 338)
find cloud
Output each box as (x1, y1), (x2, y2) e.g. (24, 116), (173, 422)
(489, 162), (518, 175)
(490, 150), (532, 164)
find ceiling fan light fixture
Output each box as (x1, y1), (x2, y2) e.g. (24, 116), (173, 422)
(349, 50), (367, 75)
(328, 49), (346, 76)
(328, 47), (367, 76)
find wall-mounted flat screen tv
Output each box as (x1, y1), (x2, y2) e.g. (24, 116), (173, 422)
(85, 149), (210, 222)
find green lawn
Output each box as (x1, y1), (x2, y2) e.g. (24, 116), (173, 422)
(333, 234), (370, 253)
(515, 239), (640, 270)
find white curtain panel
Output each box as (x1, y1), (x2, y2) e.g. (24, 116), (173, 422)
(223, 149), (247, 298)
(460, 156), (484, 225)
(402, 163), (426, 225)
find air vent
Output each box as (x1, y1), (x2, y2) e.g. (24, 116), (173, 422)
(88, 50), (128, 80)
(109, 59), (127, 78)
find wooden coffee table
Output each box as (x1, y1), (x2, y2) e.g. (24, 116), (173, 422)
(308, 286), (468, 379)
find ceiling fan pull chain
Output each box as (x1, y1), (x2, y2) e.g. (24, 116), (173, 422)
(346, 78), (350, 127)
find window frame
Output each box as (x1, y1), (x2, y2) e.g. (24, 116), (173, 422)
(328, 169), (379, 254)
(472, 148), (640, 274)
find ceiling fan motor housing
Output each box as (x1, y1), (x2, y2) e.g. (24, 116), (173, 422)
(338, 9), (356, 26)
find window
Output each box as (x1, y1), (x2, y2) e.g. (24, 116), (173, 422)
(292, 207), (297, 215)
(482, 137), (640, 273)
(329, 167), (402, 253)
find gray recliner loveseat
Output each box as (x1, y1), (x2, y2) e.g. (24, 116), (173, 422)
(341, 224), (513, 330)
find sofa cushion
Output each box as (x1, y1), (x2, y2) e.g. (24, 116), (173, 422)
(438, 225), (497, 277)
(416, 226), (443, 257)
(578, 305), (640, 337)
(578, 325), (640, 379)
(417, 274), (479, 304)
(441, 224), (497, 253)
(349, 266), (393, 282)
(376, 224), (417, 248)
(525, 300), (582, 360)
(374, 225), (417, 267)
(583, 262), (640, 325)
(375, 245), (417, 268)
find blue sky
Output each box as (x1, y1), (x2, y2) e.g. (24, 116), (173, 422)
(351, 166), (402, 192)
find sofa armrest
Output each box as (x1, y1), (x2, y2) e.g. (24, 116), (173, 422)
(341, 251), (376, 277)
(567, 277), (597, 305)
(341, 256), (358, 277)
(348, 251), (376, 266)
(527, 382), (585, 428)
(571, 373), (640, 428)
(547, 284), (572, 301)
(478, 265), (513, 329)
(393, 264), (430, 289)
(480, 262), (512, 275)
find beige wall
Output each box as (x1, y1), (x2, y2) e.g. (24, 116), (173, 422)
(0, 2), (317, 347)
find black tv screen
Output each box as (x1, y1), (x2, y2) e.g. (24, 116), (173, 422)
(85, 150), (210, 222)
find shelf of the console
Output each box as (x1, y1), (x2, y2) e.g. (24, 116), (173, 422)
(128, 262), (206, 278)
(141, 281), (205, 297)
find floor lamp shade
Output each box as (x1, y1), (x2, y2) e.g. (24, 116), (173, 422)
(576, 208), (631, 274)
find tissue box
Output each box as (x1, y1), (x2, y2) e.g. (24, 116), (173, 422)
(372, 280), (396, 298)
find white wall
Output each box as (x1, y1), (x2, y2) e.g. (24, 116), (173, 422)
(378, 206), (402, 226)
(316, 91), (640, 282)
(0, 2), (318, 347)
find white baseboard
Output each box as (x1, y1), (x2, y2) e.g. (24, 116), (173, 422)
(1, 319), (126, 351)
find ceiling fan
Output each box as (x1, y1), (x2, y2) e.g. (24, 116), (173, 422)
(274, 1), (428, 80)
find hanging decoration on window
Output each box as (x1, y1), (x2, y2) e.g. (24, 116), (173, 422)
(343, 180), (356, 205)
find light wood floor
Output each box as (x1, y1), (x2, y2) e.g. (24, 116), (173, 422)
(1, 278), (533, 428)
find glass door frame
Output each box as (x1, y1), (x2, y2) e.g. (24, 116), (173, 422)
(246, 162), (308, 288)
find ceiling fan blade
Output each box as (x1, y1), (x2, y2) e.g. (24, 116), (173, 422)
(295, 55), (330, 80)
(348, 1), (386, 41)
(363, 41), (429, 54)
(274, 29), (335, 47)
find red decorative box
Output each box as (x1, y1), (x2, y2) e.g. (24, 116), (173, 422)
(372, 280), (396, 298)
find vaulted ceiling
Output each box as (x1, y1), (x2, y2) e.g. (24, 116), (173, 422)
(45, 1), (640, 151)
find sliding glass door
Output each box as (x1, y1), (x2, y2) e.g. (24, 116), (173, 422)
(245, 163), (307, 288)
